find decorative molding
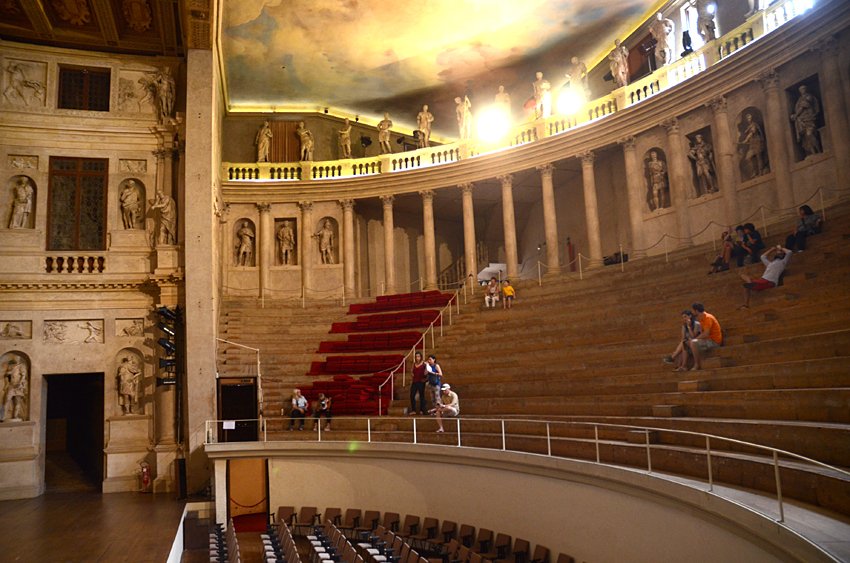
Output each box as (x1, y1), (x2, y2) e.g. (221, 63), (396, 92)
(535, 163), (554, 179)
(419, 189), (435, 202)
(578, 150), (595, 165)
(380, 195), (395, 208)
(814, 35), (839, 58)
(51, 0), (92, 25)
(706, 96), (727, 114)
(122, 0), (152, 32)
(757, 69), (780, 90)
(617, 136), (636, 151)
(660, 118), (679, 135)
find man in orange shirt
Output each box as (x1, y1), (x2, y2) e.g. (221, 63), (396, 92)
(688, 302), (722, 371)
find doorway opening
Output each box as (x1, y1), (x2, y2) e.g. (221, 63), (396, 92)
(44, 373), (104, 492)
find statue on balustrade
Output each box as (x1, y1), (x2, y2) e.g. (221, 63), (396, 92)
(565, 57), (590, 102)
(377, 113), (393, 154)
(1, 356), (27, 422)
(120, 180), (143, 229)
(235, 221), (255, 267)
(790, 85), (822, 157)
(495, 86), (511, 114)
(277, 221), (296, 265)
(687, 134), (717, 196)
(417, 106), (434, 149)
(338, 118), (352, 159)
(608, 40), (630, 88)
(313, 220), (335, 265)
(737, 113), (769, 180)
(532, 72), (551, 119)
(150, 187), (176, 245)
(690, 0), (716, 42)
(297, 122), (314, 161)
(8, 177), (34, 229)
(745, 0), (762, 18)
(117, 357), (141, 415)
(646, 151), (670, 211)
(255, 120), (273, 163)
(649, 13), (675, 67)
(456, 96), (472, 140)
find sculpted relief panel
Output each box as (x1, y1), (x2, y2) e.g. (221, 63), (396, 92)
(2, 59), (47, 108)
(0, 321), (31, 340)
(44, 320), (104, 344)
(117, 69), (157, 115)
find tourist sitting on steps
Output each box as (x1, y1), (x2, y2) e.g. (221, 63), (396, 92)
(737, 223), (765, 267)
(663, 310), (702, 372)
(785, 205), (822, 252)
(738, 246), (793, 310)
(501, 280), (515, 309)
(313, 393), (332, 431)
(688, 302), (722, 371)
(288, 388), (308, 431)
(485, 277), (499, 308)
(708, 231), (735, 274)
(434, 384), (459, 433)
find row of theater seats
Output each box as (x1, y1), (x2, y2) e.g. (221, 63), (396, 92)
(308, 521), (366, 563)
(274, 506), (575, 563)
(261, 521), (301, 563)
(210, 519), (241, 563)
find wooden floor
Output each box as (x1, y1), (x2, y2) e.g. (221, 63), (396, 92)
(0, 491), (186, 563)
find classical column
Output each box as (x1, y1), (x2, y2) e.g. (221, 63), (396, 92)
(257, 203), (271, 300)
(381, 195), (396, 295)
(706, 96), (741, 224)
(536, 164), (561, 274)
(341, 199), (356, 297)
(217, 203), (230, 291)
(758, 70), (795, 214)
(498, 174), (519, 280)
(420, 190), (438, 290)
(460, 183), (477, 283)
(299, 201), (313, 297)
(661, 118), (694, 248)
(815, 36), (850, 191)
(578, 151), (603, 267)
(617, 136), (646, 259)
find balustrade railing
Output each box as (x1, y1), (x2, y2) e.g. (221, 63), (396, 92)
(45, 255), (105, 273)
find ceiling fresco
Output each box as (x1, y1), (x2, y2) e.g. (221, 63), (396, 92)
(222, 0), (660, 137)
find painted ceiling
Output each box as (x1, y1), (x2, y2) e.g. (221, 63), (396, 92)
(222, 0), (660, 138)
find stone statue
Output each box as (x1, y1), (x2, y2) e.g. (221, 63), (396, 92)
(255, 120), (272, 162)
(296, 122), (314, 161)
(235, 221), (255, 266)
(147, 67), (176, 123)
(608, 39), (630, 88)
(80, 321), (102, 343)
(416, 106), (434, 149)
(8, 177), (34, 229)
(150, 188), (176, 245)
(377, 113), (393, 154)
(313, 220), (335, 265)
(532, 72), (552, 119)
(2, 356), (27, 421)
(690, 0), (716, 42)
(120, 180), (142, 229)
(649, 13), (675, 67)
(338, 118), (352, 159)
(117, 357), (141, 415)
(790, 85), (822, 157)
(738, 113), (768, 180)
(646, 151), (669, 210)
(565, 57), (590, 102)
(277, 221), (296, 265)
(745, 0), (762, 17)
(688, 134), (717, 196)
(455, 96), (472, 140)
(495, 86), (511, 112)
(4, 62), (45, 106)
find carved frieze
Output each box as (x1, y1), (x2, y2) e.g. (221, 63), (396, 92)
(44, 320), (104, 344)
(116, 318), (145, 337)
(119, 159), (147, 173)
(0, 321), (31, 340)
(2, 60), (47, 108)
(7, 155), (38, 170)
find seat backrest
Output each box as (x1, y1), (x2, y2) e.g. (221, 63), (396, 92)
(324, 507), (342, 525)
(512, 539), (530, 562)
(343, 508), (362, 527)
(362, 511), (381, 530)
(445, 539), (460, 559)
(398, 544), (410, 562)
(383, 512), (400, 532)
(421, 517), (438, 537)
(530, 545), (549, 563)
(401, 515), (420, 534)
(494, 534), (511, 549)
(440, 520), (457, 541)
(475, 528), (492, 550)
(458, 524), (476, 547)
(298, 506), (318, 524)
(468, 553), (483, 563)
(277, 506), (295, 526)
(555, 554), (574, 563)
(405, 549), (420, 563)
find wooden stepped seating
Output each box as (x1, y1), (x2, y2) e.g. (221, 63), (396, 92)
(331, 310), (442, 334)
(298, 374), (394, 416)
(308, 354), (405, 376)
(348, 290), (454, 314)
(318, 331), (423, 353)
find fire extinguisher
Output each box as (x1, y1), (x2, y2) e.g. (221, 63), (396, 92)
(140, 461), (151, 493)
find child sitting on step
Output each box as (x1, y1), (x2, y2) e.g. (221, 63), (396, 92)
(501, 280), (515, 309)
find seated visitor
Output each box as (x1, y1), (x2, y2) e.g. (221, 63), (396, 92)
(410, 351), (427, 415)
(688, 302), (722, 371)
(708, 231), (735, 274)
(313, 392), (332, 431)
(663, 310), (702, 371)
(501, 280), (515, 309)
(785, 205), (822, 252)
(485, 277), (499, 308)
(738, 246), (792, 309)
(434, 383), (459, 434)
(288, 388), (308, 431)
(737, 223), (765, 267)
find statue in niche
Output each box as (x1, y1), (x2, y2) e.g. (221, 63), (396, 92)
(255, 120), (273, 163)
(120, 180), (143, 229)
(690, 0), (717, 42)
(1, 356), (27, 421)
(79, 321), (102, 344)
(150, 187), (176, 245)
(649, 13), (675, 67)
(790, 85), (822, 157)
(495, 86), (511, 113)
(608, 40), (630, 88)
(3, 62), (45, 106)
(532, 72), (551, 119)
(565, 57), (590, 102)
(117, 357), (141, 415)
(277, 221), (296, 265)
(0, 323), (25, 339)
(416, 106), (434, 149)
(377, 113), (393, 154)
(296, 122), (314, 161)
(646, 151), (669, 210)
(235, 221), (255, 267)
(338, 118), (352, 159)
(737, 113), (768, 180)
(455, 96), (472, 140)
(688, 133), (717, 196)
(313, 220), (335, 265)
(146, 67), (176, 123)
(8, 177), (34, 229)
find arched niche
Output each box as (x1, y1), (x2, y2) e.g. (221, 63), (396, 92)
(5, 175), (36, 230)
(274, 217), (298, 266)
(115, 348), (144, 416)
(735, 107), (770, 181)
(642, 148), (670, 212)
(685, 126), (718, 198)
(314, 216), (339, 265)
(117, 178), (146, 230)
(0, 351), (31, 421)
(233, 218), (257, 267)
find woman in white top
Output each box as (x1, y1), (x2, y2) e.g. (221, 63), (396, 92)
(288, 388), (308, 431)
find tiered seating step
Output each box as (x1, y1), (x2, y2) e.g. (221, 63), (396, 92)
(331, 310), (442, 333)
(308, 354), (405, 376)
(318, 331), (422, 353)
(348, 290), (454, 314)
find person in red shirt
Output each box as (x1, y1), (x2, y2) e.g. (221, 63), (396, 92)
(687, 302), (722, 371)
(409, 351), (427, 415)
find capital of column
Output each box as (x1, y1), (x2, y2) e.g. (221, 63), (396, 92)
(256, 202), (271, 213)
(535, 163), (555, 180)
(706, 95), (727, 115)
(660, 118), (679, 135)
(577, 150), (595, 165)
(216, 202), (230, 223)
(497, 174), (514, 188)
(814, 35), (839, 59)
(419, 189), (435, 202)
(152, 148), (168, 163)
(617, 136), (636, 151)
(298, 201), (313, 213)
(459, 182), (475, 196)
(339, 198), (355, 211)
(757, 69), (780, 91)
(380, 195), (394, 209)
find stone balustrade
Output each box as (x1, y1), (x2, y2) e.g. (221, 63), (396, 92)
(45, 255), (106, 274)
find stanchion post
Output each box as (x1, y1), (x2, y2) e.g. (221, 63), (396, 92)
(761, 207), (768, 236)
(579, 254), (583, 280)
(538, 262), (542, 286)
(619, 244), (624, 272)
(664, 236), (669, 263)
(774, 451), (784, 522)
(706, 436), (713, 492)
(820, 188), (826, 221)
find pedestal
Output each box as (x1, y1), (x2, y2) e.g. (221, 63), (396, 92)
(154, 245), (182, 275)
(103, 414), (154, 493)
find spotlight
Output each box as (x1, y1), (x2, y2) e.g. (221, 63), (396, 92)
(324, 108), (329, 114)
(361, 135), (372, 147)
(397, 137), (406, 145)
(477, 107), (510, 142)
(355, 116), (359, 122)
(556, 90), (582, 115)
(707, 3), (716, 14)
